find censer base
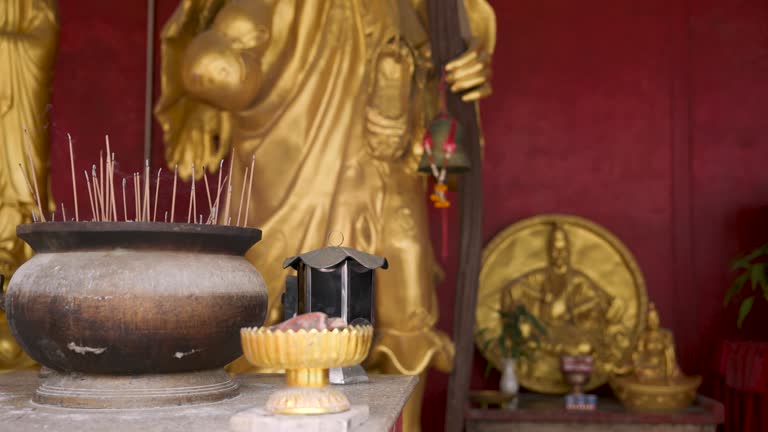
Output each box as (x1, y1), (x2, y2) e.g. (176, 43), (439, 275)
(33, 368), (239, 409)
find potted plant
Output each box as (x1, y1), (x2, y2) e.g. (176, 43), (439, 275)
(724, 243), (768, 328)
(477, 304), (546, 395)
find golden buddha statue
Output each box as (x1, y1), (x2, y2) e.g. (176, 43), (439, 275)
(503, 223), (630, 388)
(610, 303), (701, 412)
(0, 0), (58, 372)
(631, 303), (681, 383)
(155, 1), (495, 430)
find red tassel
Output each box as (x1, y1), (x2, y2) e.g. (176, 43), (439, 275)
(441, 206), (448, 260)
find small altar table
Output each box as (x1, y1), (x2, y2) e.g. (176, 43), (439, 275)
(465, 393), (724, 432)
(0, 371), (416, 432)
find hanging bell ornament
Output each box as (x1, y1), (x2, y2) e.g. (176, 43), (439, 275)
(418, 115), (470, 175)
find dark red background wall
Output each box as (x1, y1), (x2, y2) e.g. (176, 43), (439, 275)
(48, 0), (768, 430)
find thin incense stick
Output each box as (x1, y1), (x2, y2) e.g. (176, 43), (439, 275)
(203, 168), (213, 212)
(31, 210), (38, 223)
(191, 165), (197, 224)
(67, 134), (79, 221)
(61, 203), (66, 221)
(84, 171), (96, 220)
(110, 153), (118, 221)
(211, 175), (227, 225)
(134, 173), (140, 221)
(153, 168), (161, 222)
(236, 167), (248, 227)
(51, 210), (55, 222)
(170, 165), (178, 222)
(18, 164), (35, 205)
(99, 152), (105, 218)
(223, 185), (232, 225)
(216, 160), (223, 218)
(243, 154), (255, 228)
(143, 161), (150, 222)
(92, 167), (103, 221)
(23, 129), (45, 221)
(105, 137), (112, 221)
(222, 151), (234, 224)
(188, 165), (195, 223)
(122, 178), (128, 221)
(164, 211), (168, 223)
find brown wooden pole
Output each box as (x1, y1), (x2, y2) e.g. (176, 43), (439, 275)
(427, 2), (484, 431)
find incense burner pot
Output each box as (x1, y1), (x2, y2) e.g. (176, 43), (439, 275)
(4, 222), (267, 408)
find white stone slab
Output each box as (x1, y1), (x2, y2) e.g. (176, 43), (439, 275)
(230, 405), (369, 432)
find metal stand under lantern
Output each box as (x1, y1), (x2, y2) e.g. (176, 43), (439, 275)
(282, 244), (388, 384)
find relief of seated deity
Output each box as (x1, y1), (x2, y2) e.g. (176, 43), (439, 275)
(502, 223), (630, 387)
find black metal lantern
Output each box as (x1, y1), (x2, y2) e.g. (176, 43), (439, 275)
(281, 246), (388, 325)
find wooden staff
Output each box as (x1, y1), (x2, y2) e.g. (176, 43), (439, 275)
(243, 154), (255, 228)
(67, 134), (79, 221)
(427, 1), (485, 429)
(170, 164), (178, 222)
(23, 129), (45, 221)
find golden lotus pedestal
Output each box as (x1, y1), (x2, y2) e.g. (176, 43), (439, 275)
(240, 325), (374, 415)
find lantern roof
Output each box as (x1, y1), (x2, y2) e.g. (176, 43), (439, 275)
(282, 246), (388, 270)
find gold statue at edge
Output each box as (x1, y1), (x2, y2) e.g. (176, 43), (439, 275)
(609, 303), (702, 412)
(476, 215), (648, 394)
(0, 0), (58, 371)
(155, 1), (495, 430)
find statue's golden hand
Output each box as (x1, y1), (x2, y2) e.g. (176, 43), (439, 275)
(167, 104), (230, 179)
(445, 39), (492, 102)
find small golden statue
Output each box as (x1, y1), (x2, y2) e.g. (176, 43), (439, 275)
(610, 303), (701, 412)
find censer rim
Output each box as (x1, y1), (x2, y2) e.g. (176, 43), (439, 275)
(16, 221), (262, 255)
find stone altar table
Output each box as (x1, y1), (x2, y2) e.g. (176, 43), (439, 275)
(465, 393), (724, 432)
(0, 371), (416, 432)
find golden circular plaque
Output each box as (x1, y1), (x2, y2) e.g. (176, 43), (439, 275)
(475, 214), (648, 394)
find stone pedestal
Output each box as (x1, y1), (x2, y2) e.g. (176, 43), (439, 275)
(230, 405), (369, 432)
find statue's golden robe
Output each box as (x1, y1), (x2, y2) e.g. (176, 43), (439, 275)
(157, 1), (494, 429)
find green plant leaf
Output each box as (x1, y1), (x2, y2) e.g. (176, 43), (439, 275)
(724, 271), (750, 306)
(737, 296), (755, 328)
(751, 263), (766, 291)
(731, 244), (768, 271)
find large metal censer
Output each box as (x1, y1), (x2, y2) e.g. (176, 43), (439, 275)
(3, 222), (268, 409)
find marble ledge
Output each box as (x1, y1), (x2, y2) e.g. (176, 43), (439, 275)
(0, 371), (417, 432)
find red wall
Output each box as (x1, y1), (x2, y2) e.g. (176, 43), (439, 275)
(48, 0), (768, 430)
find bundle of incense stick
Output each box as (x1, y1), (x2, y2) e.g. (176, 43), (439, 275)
(19, 133), (254, 227)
